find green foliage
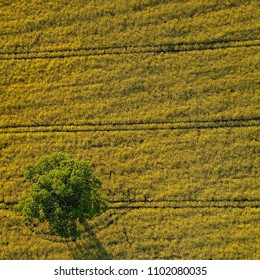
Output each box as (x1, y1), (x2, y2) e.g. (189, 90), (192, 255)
(14, 153), (108, 238)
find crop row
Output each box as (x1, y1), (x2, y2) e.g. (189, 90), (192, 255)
(97, 207), (260, 259)
(1, 0), (259, 53)
(1, 47), (259, 128)
(1, 207), (259, 259)
(1, 127), (258, 203)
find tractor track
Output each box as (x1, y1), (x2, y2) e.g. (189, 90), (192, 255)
(0, 39), (259, 60)
(1, 199), (260, 211)
(0, 118), (259, 134)
(1, 200), (259, 235)
(108, 200), (260, 209)
(1, 116), (259, 129)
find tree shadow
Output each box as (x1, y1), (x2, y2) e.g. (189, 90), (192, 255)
(68, 221), (112, 260)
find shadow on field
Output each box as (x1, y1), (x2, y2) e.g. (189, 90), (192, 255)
(68, 221), (112, 260)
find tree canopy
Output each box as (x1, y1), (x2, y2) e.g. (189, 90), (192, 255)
(15, 153), (108, 238)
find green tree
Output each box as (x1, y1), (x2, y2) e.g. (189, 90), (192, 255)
(14, 153), (108, 238)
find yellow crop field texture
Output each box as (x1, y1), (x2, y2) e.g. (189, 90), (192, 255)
(0, 0), (259, 259)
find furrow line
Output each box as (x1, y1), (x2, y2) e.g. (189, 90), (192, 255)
(109, 201), (260, 209)
(1, 40), (259, 60)
(1, 117), (259, 130)
(1, 200), (260, 211)
(1, 38), (258, 55)
(0, 121), (259, 134)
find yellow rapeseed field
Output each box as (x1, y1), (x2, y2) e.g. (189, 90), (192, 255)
(0, 0), (259, 259)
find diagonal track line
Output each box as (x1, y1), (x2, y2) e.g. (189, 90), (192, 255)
(0, 39), (259, 60)
(0, 118), (259, 134)
(108, 200), (260, 209)
(1, 117), (259, 129)
(0, 38), (257, 55)
(1, 199), (260, 210)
